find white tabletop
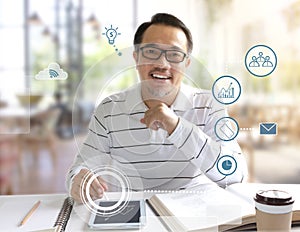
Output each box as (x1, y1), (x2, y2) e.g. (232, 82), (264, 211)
(1, 185), (300, 232)
(0, 192), (166, 232)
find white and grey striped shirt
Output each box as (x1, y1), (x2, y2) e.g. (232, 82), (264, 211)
(67, 83), (247, 191)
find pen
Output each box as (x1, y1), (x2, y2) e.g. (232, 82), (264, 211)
(102, 191), (109, 200)
(19, 200), (41, 226)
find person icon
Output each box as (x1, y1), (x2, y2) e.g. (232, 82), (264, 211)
(245, 45), (277, 77)
(256, 52), (265, 63)
(262, 56), (273, 67)
(249, 56), (260, 67)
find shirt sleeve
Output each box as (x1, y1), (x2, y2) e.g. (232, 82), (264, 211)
(65, 103), (112, 192)
(167, 99), (248, 187)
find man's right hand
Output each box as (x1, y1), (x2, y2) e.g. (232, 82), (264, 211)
(70, 168), (108, 203)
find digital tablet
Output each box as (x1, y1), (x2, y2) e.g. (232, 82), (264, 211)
(88, 200), (146, 230)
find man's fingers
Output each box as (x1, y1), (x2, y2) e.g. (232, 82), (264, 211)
(141, 115), (164, 130)
(90, 178), (105, 197)
(70, 169), (109, 202)
(97, 176), (109, 191)
(141, 103), (178, 135)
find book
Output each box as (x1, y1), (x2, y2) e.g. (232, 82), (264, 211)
(146, 183), (300, 231)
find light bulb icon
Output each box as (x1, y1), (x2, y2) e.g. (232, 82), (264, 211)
(103, 25), (121, 45)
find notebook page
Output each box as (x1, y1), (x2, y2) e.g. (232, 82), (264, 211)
(154, 184), (254, 231)
(0, 199), (63, 231)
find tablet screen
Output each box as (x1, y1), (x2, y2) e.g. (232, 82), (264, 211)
(88, 200), (146, 229)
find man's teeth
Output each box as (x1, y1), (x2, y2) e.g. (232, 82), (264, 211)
(152, 74), (169, 79)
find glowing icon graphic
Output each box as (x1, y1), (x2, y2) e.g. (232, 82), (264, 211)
(49, 69), (59, 78)
(218, 82), (234, 99)
(212, 75), (241, 105)
(222, 159), (232, 170)
(259, 122), (277, 135)
(217, 155), (237, 176)
(35, 62), (68, 80)
(245, 44), (277, 77)
(248, 52), (273, 68)
(103, 25), (121, 45)
(214, 117), (239, 141)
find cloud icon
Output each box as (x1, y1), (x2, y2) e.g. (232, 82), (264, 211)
(35, 62), (68, 80)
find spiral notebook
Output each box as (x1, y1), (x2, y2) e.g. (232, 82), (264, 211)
(53, 197), (74, 232)
(30, 197), (75, 232)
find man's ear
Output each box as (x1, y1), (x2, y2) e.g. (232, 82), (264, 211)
(185, 57), (191, 68)
(133, 51), (138, 64)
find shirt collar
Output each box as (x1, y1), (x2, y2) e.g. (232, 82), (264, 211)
(171, 83), (194, 111)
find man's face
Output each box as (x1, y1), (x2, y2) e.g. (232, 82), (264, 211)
(133, 24), (190, 101)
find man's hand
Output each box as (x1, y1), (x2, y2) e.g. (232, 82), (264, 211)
(70, 168), (108, 203)
(140, 102), (179, 135)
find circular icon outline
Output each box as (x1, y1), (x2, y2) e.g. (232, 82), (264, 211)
(212, 75), (241, 105)
(244, 44), (277, 77)
(80, 166), (132, 217)
(214, 116), (239, 141)
(217, 155), (237, 176)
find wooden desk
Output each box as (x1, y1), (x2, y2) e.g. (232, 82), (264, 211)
(0, 106), (43, 134)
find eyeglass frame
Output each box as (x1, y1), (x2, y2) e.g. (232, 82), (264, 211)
(138, 45), (188, 64)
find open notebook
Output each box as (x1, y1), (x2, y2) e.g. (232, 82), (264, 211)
(33, 197), (74, 232)
(146, 183), (300, 231)
(0, 196), (74, 232)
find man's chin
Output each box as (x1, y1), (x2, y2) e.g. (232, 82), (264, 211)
(141, 79), (178, 100)
(147, 86), (176, 99)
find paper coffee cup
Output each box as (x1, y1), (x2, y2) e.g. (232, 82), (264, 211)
(254, 190), (294, 231)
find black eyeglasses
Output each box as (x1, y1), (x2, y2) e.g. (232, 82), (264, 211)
(139, 46), (187, 63)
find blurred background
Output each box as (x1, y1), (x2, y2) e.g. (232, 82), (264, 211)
(0, 0), (300, 195)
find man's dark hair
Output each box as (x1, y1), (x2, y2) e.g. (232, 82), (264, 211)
(134, 13), (193, 54)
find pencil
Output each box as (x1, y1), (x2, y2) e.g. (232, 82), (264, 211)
(19, 200), (41, 226)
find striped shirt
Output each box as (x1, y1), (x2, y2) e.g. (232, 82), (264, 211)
(67, 83), (247, 191)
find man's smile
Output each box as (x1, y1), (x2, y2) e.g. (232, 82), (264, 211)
(150, 72), (172, 80)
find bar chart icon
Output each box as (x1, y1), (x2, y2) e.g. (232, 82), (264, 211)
(217, 82), (234, 99)
(212, 75), (241, 105)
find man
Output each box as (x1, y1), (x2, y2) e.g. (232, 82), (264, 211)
(67, 13), (248, 203)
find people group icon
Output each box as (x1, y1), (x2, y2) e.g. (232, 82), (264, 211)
(248, 51), (273, 68)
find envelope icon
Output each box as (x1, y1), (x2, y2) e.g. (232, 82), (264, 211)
(260, 122), (277, 135)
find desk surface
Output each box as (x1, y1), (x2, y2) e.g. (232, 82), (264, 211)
(0, 192), (166, 232)
(1, 184), (300, 232)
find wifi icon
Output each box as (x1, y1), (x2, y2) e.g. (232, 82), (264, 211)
(49, 69), (59, 78)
